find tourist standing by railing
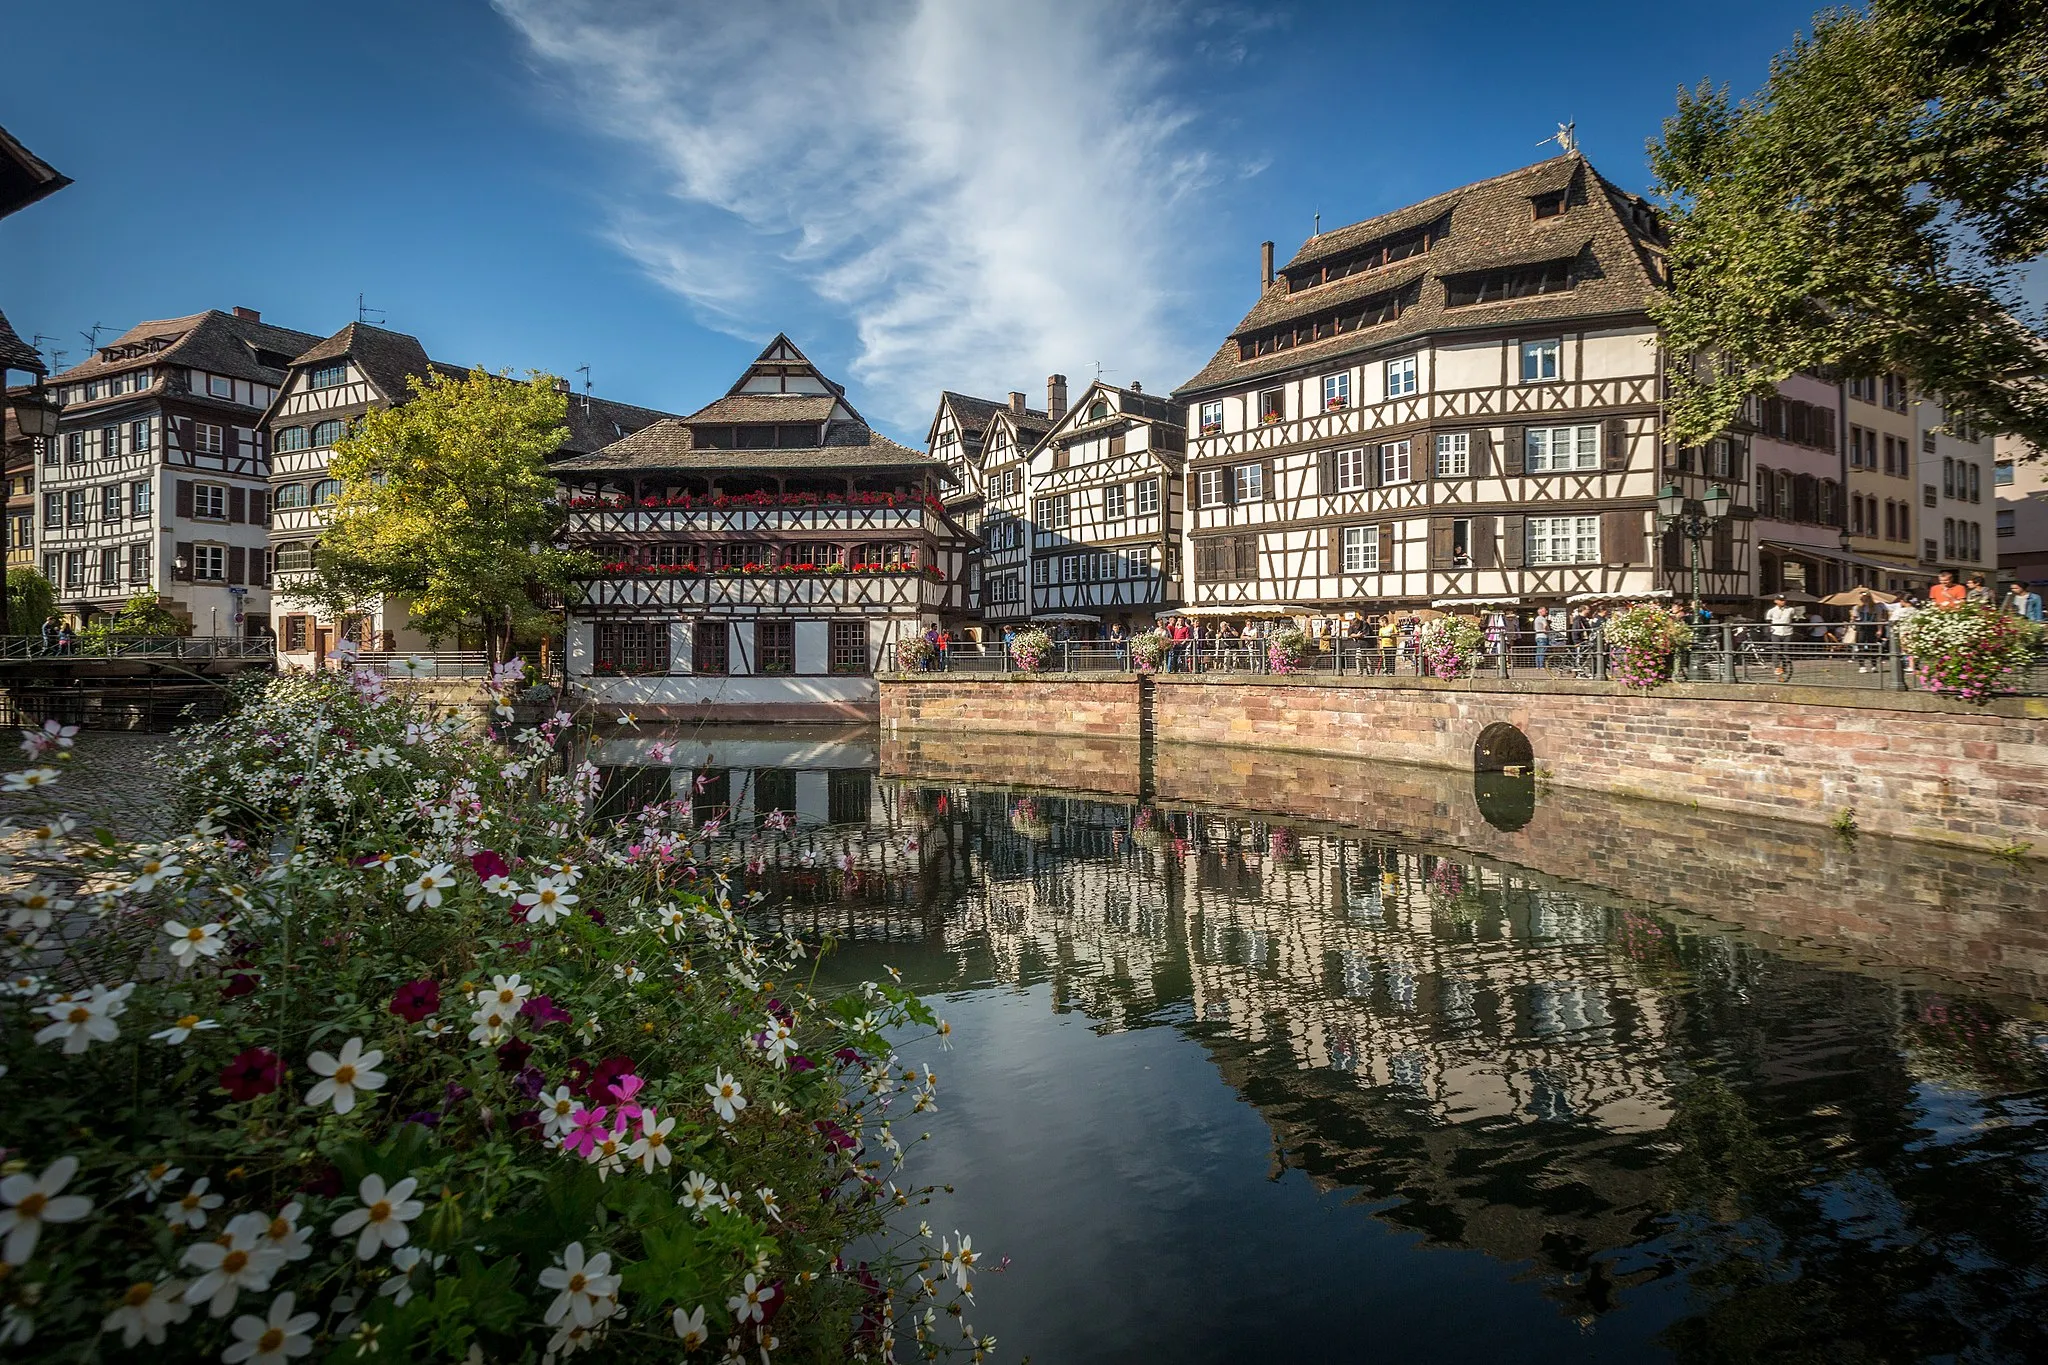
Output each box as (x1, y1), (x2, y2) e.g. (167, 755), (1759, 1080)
(1849, 593), (1885, 673)
(2006, 582), (2043, 622)
(1929, 569), (1967, 607)
(1966, 572), (1995, 606)
(1532, 608), (1555, 671)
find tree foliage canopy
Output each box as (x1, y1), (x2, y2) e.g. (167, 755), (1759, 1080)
(1650, 0), (2048, 449)
(6, 567), (55, 633)
(311, 368), (591, 655)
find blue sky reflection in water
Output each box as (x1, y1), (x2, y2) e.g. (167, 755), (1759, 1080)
(594, 733), (2048, 1363)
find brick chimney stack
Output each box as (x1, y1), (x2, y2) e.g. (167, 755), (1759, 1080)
(1008, 391), (1026, 415)
(1047, 374), (1067, 421)
(1260, 241), (1274, 289)
(233, 306), (261, 321)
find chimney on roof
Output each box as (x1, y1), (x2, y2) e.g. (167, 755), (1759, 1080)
(1130, 381), (1142, 393)
(232, 307), (260, 322)
(1260, 241), (1275, 289)
(553, 377), (571, 395)
(1008, 390), (1026, 415)
(1047, 374), (1067, 422)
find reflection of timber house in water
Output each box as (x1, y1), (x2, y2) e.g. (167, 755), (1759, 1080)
(604, 732), (2048, 1329)
(556, 337), (971, 722)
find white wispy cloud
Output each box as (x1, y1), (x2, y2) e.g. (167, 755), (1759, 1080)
(493, 0), (1231, 430)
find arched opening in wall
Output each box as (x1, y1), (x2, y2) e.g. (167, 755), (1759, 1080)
(1474, 722), (1533, 774)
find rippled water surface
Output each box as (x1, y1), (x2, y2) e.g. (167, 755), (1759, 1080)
(598, 728), (2048, 1364)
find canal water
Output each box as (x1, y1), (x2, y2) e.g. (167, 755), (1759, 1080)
(596, 727), (2048, 1364)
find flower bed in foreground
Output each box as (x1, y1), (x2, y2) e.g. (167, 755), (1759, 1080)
(0, 673), (988, 1362)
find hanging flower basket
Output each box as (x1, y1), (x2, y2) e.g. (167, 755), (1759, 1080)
(1604, 603), (1692, 689)
(1129, 630), (1169, 673)
(1266, 626), (1311, 674)
(1899, 603), (2043, 702)
(1008, 627), (1054, 672)
(1417, 616), (1485, 679)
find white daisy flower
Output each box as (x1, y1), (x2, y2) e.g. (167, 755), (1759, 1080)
(0, 1155), (92, 1265)
(329, 1173), (423, 1261)
(101, 1277), (191, 1346)
(162, 919), (226, 966)
(150, 1013), (220, 1045)
(538, 1242), (620, 1328)
(517, 877), (578, 926)
(180, 1213), (286, 1317)
(2, 767), (60, 792)
(124, 1161), (184, 1202)
(165, 1175), (221, 1229)
(220, 1290), (317, 1364)
(304, 1037), (387, 1115)
(403, 863), (455, 911)
(704, 1070), (746, 1123)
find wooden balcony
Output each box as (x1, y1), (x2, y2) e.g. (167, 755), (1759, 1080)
(573, 570), (957, 614)
(564, 504), (944, 538)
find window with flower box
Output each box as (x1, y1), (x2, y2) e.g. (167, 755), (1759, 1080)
(597, 621), (671, 675)
(1198, 400), (1223, 435)
(1323, 373), (1352, 409)
(692, 621), (729, 675)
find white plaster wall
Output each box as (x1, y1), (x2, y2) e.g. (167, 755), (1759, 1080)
(795, 620), (829, 674)
(1580, 327), (1658, 381)
(1433, 340), (1499, 391)
(573, 674), (879, 709)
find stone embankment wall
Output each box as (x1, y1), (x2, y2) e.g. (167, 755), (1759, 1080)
(878, 673), (2048, 854)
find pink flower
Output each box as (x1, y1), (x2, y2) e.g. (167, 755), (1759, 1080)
(605, 1073), (646, 1122)
(470, 850), (510, 881)
(562, 1104), (610, 1159)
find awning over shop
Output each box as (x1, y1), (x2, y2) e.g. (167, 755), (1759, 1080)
(1759, 540), (1935, 581)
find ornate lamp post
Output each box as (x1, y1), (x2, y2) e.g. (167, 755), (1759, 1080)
(3, 384), (61, 635)
(1656, 481), (1732, 623)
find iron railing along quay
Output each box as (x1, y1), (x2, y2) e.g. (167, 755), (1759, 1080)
(927, 626), (2047, 696)
(0, 634), (275, 661)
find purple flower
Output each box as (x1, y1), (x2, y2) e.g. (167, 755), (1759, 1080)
(519, 995), (571, 1028)
(403, 1110), (441, 1129)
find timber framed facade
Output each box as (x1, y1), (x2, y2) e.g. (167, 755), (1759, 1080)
(1024, 379), (1185, 628)
(557, 335), (969, 720)
(261, 322), (672, 665)
(1172, 154), (1755, 616)
(925, 380), (1060, 627)
(40, 308), (319, 634)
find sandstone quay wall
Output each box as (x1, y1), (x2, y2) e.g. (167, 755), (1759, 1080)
(877, 673), (2048, 854)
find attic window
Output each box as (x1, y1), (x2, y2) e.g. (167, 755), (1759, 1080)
(1088, 400), (1110, 421)
(1236, 278), (1422, 361)
(1283, 211), (1450, 292)
(1532, 192), (1566, 219)
(693, 423), (822, 450)
(1442, 256), (1576, 307)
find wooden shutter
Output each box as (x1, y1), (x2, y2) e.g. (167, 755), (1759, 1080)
(1318, 448), (1337, 496)
(1726, 439), (1746, 484)
(1326, 527), (1343, 575)
(1711, 518), (1734, 572)
(1237, 533), (1260, 580)
(1222, 466), (1238, 505)
(1470, 513), (1498, 569)
(1365, 446), (1383, 489)
(1260, 458), (1275, 500)
(1108, 430), (1126, 457)
(250, 489), (269, 526)
(1429, 517), (1454, 570)
(1503, 425), (1525, 476)
(228, 486), (247, 523)
(1502, 513), (1526, 568)
(173, 541), (194, 581)
(175, 479), (194, 518)
(228, 545), (246, 584)
(1469, 428), (1492, 478)
(1763, 396), (1785, 438)
(1603, 417), (1629, 471)
(1603, 509), (1646, 565)
(1418, 429), (1435, 482)
(1377, 523), (1395, 570)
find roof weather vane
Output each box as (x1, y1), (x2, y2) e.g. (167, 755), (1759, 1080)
(1540, 120), (1578, 155)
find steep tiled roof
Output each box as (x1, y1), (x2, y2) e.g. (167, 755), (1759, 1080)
(685, 393), (840, 425)
(0, 308), (42, 375)
(553, 418), (944, 476)
(52, 311), (322, 387)
(0, 122), (70, 220)
(291, 323), (435, 402)
(561, 394), (680, 458)
(1175, 155), (1667, 397)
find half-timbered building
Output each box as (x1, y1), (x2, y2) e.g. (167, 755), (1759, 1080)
(924, 381), (1061, 626)
(41, 309), (320, 633)
(555, 335), (969, 721)
(262, 322), (673, 666)
(968, 390), (1057, 629)
(1025, 380), (1185, 629)
(1172, 154), (1752, 617)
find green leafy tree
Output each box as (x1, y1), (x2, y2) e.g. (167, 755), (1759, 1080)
(1650, 0), (2048, 450)
(6, 566), (55, 635)
(79, 593), (190, 643)
(310, 368), (592, 662)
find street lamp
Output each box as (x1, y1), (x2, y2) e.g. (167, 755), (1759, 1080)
(2, 386), (62, 636)
(1655, 481), (1732, 623)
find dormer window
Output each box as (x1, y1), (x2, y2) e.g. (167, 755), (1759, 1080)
(308, 364), (348, 390)
(692, 423), (824, 450)
(1088, 400), (1110, 422)
(1533, 191), (1567, 219)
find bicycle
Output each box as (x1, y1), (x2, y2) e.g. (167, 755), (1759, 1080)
(1545, 639), (1600, 680)
(1733, 626), (1794, 682)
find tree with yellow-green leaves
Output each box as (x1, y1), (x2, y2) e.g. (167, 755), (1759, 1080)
(309, 368), (593, 663)
(1651, 0), (2048, 452)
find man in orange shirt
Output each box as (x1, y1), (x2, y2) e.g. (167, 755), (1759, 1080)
(1928, 570), (1967, 607)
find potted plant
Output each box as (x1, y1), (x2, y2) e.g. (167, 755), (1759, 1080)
(1266, 625), (1311, 674)
(1605, 603), (1693, 688)
(1417, 616), (1486, 679)
(1899, 602), (2042, 702)
(1008, 627), (1054, 672)
(1129, 630), (1169, 673)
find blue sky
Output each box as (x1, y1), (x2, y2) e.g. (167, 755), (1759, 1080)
(3, 0), (1833, 439)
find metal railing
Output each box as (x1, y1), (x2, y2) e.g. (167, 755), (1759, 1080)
(348, 651), (493, 679)
(924, 626), (2047, 696)
(0, 634), (274, 661)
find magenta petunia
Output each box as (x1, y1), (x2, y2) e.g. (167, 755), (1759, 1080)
(519, 995), (571, 1028)
(220, 1047), (284, 1101)
(469, 849), (510, 881)
(389, 977), (441, 1023)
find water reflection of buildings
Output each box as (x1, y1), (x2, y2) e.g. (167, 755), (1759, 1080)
(597, 730), (2048, 1343)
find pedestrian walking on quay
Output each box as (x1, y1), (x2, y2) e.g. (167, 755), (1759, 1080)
(2005, 581), (2043, 623)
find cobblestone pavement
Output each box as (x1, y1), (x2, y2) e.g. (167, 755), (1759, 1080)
(0, 730), (181, 838)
